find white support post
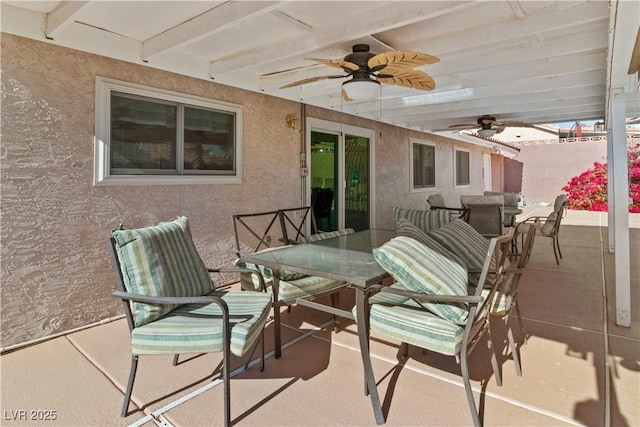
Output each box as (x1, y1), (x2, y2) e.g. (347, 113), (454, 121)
(609, 91), (631, 327)
(607, 128), (615, 252)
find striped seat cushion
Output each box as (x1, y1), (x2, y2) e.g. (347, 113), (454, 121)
(393, 207), (452, 233)
(131, 289), (272, 357)
(427, 219), (509, 287)
(297, 228), (355, 243)
(112, 216), (214, 327)
(355, 283), (464, 356)
(240, 272), (345, 302)
(373, 236), (469, 324)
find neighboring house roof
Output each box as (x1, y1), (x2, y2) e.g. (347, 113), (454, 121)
(483, 126), (559, 144)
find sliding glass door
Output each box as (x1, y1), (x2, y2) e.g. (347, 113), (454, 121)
(307, 118), (375, 232)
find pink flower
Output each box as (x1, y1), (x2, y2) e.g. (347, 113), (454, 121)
(562, 143), (640, 212)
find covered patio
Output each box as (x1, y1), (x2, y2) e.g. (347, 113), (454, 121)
(1, 1), (639, 425)
(2, 210), (638, 426)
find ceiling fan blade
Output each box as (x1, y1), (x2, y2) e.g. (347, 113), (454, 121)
(368, 51), (439, 72)
(449, 123), (479, 129)
(279, 74), (347, 89)
(260, 64), (317, 78)
(500, 120), (535, 127)
(376, 67), (436, 91)
(341, 89), (353, 102)
(306, 58), (359, 72)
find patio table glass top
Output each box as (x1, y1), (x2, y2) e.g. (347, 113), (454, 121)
(240, 229), (395, 288)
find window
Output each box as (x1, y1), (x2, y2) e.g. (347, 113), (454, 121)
(94, 77), (242, 185)
(455, 149), (470, 186)
(410, 138), (435, 191)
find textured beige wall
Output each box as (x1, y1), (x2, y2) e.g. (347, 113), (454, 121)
(518, 141), (609, 205)
(1, 34), (488, 348)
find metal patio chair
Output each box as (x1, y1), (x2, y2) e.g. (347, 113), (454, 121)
(108, 216), (272, 427)
(486, 219), (538, 377)
(232, 208), (348, 358)
(427, 193), (470, 220)
(311, 187), (334, 232)
(522, 194), (568, 264)
(360, 228), (515, 426)
(483, 191), (522, 227)
(461, 194), (505, 238)
(278, 206), (317, 244)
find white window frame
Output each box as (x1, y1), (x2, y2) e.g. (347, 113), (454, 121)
(454, 148), (471, 187)
(94, 77), (242, 186)
(409, 138), (436, 192)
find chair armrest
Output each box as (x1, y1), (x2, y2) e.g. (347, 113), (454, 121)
(208, 266), (267, 292)
(522, 216), (546, 223)
(111, 291), (229, 309)
(429, 206), (470, 221)
(380, 287), (483, 304)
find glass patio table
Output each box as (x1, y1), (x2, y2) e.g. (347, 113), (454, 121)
(239, 228), (394, 424)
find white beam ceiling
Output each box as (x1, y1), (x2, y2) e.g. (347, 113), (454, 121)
(2, 0), (638, 131)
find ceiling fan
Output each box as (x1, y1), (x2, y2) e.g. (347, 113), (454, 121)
(449, 115), (534, 137)
(279, 44), (439, 101)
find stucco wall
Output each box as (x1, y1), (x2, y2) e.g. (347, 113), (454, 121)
(1, 34), (488, 348)
(518, 141), (608, 205)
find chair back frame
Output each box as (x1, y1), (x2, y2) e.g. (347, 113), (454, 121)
(107, 237), (136, 334)
(232, 210), (283, 256)
(465, 203), (504, 238)
(279, 206), (317, 244)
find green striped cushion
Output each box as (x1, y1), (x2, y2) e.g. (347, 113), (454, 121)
(393, 207), (452, 233)
(240, 271), (345, 302)
(112, 216), (214, 327)
(358, 283), (464, 356)
(298, 228), (355, 243)
(373, 236), (469, 324)
(131, 289), (272, 357)
(395, 219), (465, 267)
(427, 219), (508, 287)
(277, 275), (346, 302)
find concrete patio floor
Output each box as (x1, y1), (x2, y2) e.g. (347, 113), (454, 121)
(2, 210), (638, 427)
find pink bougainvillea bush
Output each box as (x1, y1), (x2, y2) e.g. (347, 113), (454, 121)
(562, 143), (640, 213)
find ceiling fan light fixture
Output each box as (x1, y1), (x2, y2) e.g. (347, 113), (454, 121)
(477, 129), (497, 138)
(342, 78), (380, 101)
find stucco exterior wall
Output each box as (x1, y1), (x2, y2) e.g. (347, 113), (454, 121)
(1, 34), (488, 348)
(518, 140), (608, 205)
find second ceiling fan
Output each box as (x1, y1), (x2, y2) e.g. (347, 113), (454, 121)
(449, 115), (534, 137)
(279, 44), (439, 101)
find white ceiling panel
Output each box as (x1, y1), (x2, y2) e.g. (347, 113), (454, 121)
(2, 0), (638, 134)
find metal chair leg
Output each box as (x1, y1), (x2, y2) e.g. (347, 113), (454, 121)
(555, 236), (563, 260)
(121, 355), (139, 417)
(460, 350), (482, 427)
(222, 330), (231, 427)
(260, 329), (265, 372)
(330, 291), (341, 332)
(514, 299), (527, 344)
(172, 354), (179, 366)
(486, 328), (502, 387)
(273, 303), (282, 358)
(506, 320), (522, 377)
(552, 237), (561, 264)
